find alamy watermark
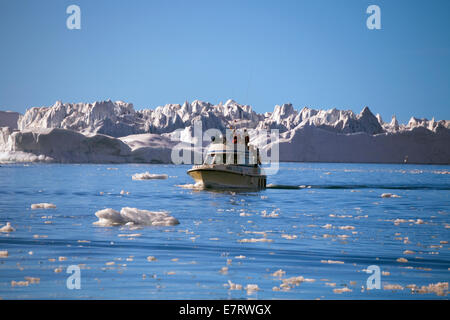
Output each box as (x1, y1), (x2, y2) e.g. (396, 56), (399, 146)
(66, 5), (81, 30)
(365, 265), (381, 290)
(66, 265), (81, 289)
(366, 5), (381, 30)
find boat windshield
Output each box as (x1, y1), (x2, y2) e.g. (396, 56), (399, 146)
(204, 153), (226, 165)
(203, 151), (257, 166)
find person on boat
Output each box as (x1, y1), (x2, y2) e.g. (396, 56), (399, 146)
(244, 129), (249, 149)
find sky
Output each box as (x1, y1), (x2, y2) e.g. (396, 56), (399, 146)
(0, 0), (449, 124)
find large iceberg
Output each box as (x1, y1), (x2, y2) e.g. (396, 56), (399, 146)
(1, 99), (449, 164)
(0, 111), (21, 129)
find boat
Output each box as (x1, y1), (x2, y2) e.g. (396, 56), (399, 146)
(187, 130), (267, 190)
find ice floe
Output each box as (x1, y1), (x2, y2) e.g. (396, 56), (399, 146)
(383, 284), (404, 291)
(333, 287), (352, 294)
(93, 207), (179, 227)
(11, 280), (30, 287)
(226, 280), (243, 290)
(321, 260), (345, 264)
(132, 172), (168, 180)
(245, 284), (259, 295)
(381, 193), (401, 198)
(0, 222), (15, 232)
(238, 238), (273, 243)
(31, 203), (57, 209)
(412, 282), (448, 296)
(272, 269), (286, 277)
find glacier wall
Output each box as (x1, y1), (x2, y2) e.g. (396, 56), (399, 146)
(1, 99), (449, 164)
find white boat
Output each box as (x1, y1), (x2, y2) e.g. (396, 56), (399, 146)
(187, 131), (267, 190)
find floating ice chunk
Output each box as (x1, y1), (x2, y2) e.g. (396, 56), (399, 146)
(393, 218), (407, 225)
(219, 266), (228, 274)
(94, 207), (179, 227)
(238, 238), (273, 243)
(338, 225), (355, 230)
(381, 193), (401, 198)
(147, 256), (157, 262)
(333, 287), (352, 294)
(31, 203), (57, 209)
(261, 208), (279, 218)
(226, 280), (243, 290)
(282, 276), (305, 286)
(383, 284), (404, 291)
(321, 260), (345, 264)
(24, 277), (40, 284)
(281, 234), (297, 240)
(33, 234), (48, 238)
(121, 207), (179, 226)
(239, 212), (252, 217)
(132, 172), (168, 180)
(93, 208), (126, 226)
(118, 233), (141, 237)
(0, 222), (15, 232)
(272, 269), (286, 277)
(396, 257), (408, 263)
(11, 280), (29, 287)
(433, 170), (450, 175)
(245, 284), (259, 294)
(415, 282), (448, 296)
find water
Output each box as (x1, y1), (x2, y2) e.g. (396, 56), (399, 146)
(0, 163), (449, 299)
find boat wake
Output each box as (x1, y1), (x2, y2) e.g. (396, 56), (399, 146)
(266, 184), (450, 191)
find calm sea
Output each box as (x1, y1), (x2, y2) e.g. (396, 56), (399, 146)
(0, 163), (449, 299)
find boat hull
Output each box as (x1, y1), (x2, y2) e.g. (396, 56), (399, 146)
(187, 167), (266, 190)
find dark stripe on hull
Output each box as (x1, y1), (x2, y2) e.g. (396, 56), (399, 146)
(187, 168), (266, 190)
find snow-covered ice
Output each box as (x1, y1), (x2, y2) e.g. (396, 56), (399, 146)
(132, 171), (168, 180)
(93, 207), (179, 227)
(31, 203), (57, 209)
(1, 99), (449, 164)
(0, 222), (15, 232)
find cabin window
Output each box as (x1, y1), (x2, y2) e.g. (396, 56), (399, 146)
(213, 153), (226, 165)
(204, 153), (214, 165)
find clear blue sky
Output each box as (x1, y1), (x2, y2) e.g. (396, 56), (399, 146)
(0, 0), (449, 123)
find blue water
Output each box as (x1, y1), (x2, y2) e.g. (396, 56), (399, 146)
(0, 163), (449, 299)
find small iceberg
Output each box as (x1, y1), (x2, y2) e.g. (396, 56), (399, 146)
(0, 222), (15, 232)
(132, 171), (168, 180)
(93, 207), (179, 227)
(31, 203), (57, 209)
(381, 193), (401, 198)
